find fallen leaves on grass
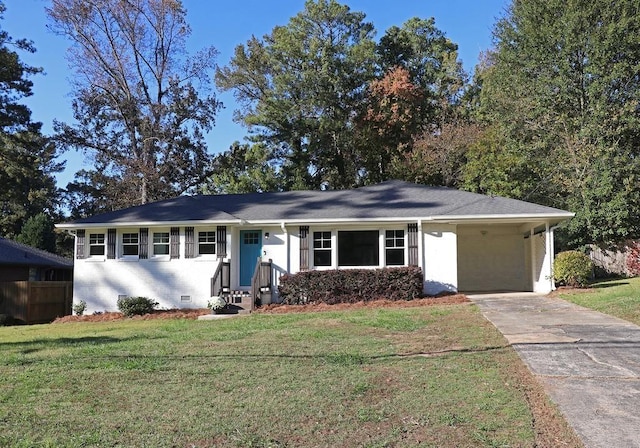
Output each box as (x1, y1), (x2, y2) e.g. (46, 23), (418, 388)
(53, 308), (210, 323)
(258, 294), (469, 314)
(54, 295), (469, 323)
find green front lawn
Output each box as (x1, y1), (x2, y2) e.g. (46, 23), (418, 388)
(558, 276), (640, 325)
(0, 303), (579, 447)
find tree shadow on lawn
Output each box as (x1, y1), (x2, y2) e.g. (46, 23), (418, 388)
(1, 335), (132, 354)
(590, 281), (631, 289)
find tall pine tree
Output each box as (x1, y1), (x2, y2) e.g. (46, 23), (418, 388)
(0, 2), (62, 238)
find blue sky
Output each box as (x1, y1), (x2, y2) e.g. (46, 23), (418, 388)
(3, 0), (509, 188)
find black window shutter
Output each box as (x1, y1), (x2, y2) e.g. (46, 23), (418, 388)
(408, 223), (419, 266)
(185, 227), (195, 259)
(76, 229), (85, 259)
(139, 228), (148, 259)
(216, 226), (227, 259)
(299, 226), (309, 270)
(170, 227), (180, 259)
(107, 228), (116, 259)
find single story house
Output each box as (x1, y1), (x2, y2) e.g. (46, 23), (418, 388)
(0, 237), (73, 282)
(56, 180), (573, 313)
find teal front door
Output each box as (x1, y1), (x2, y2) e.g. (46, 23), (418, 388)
(240, 230), (262, 286)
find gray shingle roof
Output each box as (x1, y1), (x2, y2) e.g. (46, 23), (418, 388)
(59, 180), (573, 226)
(0, 238), (73, 268)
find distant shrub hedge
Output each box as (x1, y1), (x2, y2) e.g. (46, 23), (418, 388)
(278, 266), (423, 305)
(554, 251), (593, 287)
(117, 296), (158, 317)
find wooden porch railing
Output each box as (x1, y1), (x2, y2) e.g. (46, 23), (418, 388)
(210, 261), (231, 297)
(251, 257), (273, 308)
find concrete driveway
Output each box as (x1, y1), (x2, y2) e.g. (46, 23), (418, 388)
(468, 293), (640, 448)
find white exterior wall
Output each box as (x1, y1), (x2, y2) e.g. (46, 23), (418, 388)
(73, 226), (222, 313)
(259, 225), (289, 301)
(531, 225), (555, 293)
(422, 224), (458, 295)
(74, 257), (219, 313)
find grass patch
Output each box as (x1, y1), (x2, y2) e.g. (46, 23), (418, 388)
(0, 303), (579, 447)
(558, 276), (640, 324)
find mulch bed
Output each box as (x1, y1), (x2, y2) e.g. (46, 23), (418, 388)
(53, 294), (469, 323)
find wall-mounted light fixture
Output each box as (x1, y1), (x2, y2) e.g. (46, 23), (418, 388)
(264, 232), (270, 239)
(480, 230), (488, 236)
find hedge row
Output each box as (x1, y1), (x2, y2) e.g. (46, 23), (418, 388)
(278, 266), (423, 305)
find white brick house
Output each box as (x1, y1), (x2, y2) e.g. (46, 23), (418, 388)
(56, 180), (573, 314)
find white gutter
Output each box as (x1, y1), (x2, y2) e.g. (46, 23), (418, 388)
(55, 213), (575, 229)
(55, 219), (243, 229)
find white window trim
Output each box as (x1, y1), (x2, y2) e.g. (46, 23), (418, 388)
(88, 233), (106, 258)
(152, 229), (171, 258)
(310, 227), (410, 270)
(120, 231), (139, 259)
(197, 230), (216, 257)
(312, 230), (332, 268)
(385, 229), (407, 267)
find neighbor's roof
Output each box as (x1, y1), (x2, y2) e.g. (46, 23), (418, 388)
(57, 180), (574, 227)
(0, 237), (73, 268)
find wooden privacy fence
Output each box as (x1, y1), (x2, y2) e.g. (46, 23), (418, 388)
(0, 281), (73, 324)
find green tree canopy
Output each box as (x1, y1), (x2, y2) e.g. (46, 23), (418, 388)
(217, 0), (377, 190)
(467, 0), (640, 247)
(0, 2), (62, 239)
(200, 141), (281, 195)
(215, 2), (464, 191)
(16, 212), (56, 253)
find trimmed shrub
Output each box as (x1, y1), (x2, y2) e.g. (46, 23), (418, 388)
(278, 266), (423, 305)
(117, 296), (158, 317)
(554, 251), (593, 287)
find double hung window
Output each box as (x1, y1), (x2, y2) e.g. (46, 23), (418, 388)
(153, 232), (170, 255)
(198, 231), (216, 255)
(122, 233), (139, 256)
(313, 231), (331, 266)
(89, 233), (105, 256)
(385, 230), (405, 265)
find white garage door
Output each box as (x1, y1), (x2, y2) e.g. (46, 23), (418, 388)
(457, 225), (529, 292)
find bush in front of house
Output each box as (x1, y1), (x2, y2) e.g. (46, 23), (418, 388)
(117, 296), (159, 317)
(72, 300), (87, 316)
(554, 250), (593, 287)
(278, 266), (423, 305)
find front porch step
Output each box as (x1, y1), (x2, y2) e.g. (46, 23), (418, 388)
(221, 290), (253, 312)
